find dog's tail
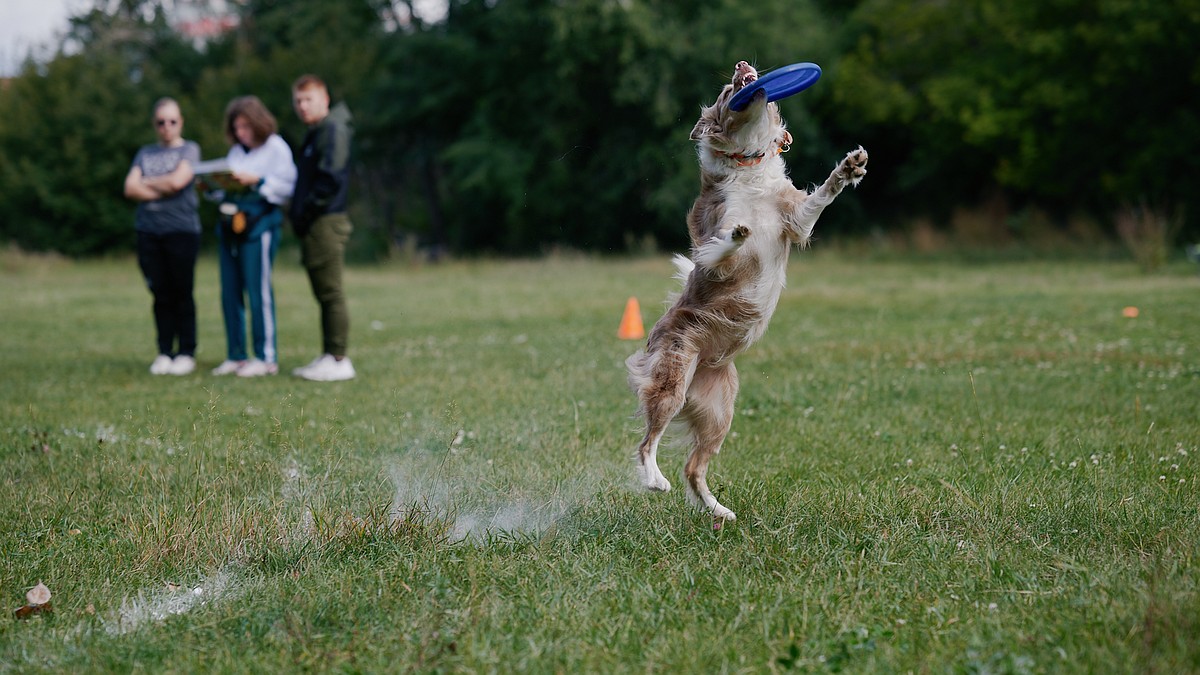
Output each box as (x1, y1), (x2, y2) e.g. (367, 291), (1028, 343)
(663, 254), (696, 305)
(629, 255), (694, 402)
(625, 350), (652, 409)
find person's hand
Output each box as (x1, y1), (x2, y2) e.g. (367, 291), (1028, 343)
(232, 171), (260, 186)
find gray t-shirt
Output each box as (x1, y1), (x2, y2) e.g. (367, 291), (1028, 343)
(131, 141), (202, 234)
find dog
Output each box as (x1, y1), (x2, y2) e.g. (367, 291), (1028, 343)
(626, 61), (868, 522)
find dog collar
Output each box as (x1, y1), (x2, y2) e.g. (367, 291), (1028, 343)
(715, 140), (790, 167)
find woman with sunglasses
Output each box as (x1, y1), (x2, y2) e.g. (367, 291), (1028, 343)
(123, 97), (202, 376)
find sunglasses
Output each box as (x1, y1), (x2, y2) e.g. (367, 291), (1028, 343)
(155, 119), (180, 127)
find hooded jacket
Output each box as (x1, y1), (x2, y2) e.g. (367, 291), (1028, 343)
(290, 101), (353, 235)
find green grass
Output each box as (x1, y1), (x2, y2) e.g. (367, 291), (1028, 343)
(2, 250), (1198, 673)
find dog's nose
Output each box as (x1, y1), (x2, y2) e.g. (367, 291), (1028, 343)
(733, 61), (758, 88)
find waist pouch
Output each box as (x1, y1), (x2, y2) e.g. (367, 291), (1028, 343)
(218, 198), (276, 241)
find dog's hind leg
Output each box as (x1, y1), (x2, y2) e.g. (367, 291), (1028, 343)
(630, 348), (698, 492)
(682, 362), (739, 521)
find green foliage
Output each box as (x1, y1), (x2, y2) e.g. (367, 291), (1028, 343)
(836, 0), (1200, 232)
(369, 0), (839, 253)
(0, 0), (1196, 255)
(184, 0), (385, 156)
(0, 54), (152, 255)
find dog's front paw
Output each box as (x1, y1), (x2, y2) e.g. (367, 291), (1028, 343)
(839, 146), (868, 187)
(696, 226), (748, 268)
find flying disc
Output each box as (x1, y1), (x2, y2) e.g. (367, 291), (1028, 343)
(728, 62), (822, 112)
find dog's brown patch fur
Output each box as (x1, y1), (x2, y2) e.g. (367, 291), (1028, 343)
(627, 61), (867, 521)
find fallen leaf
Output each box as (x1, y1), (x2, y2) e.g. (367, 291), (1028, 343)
(14, 602), (51, 620)
(68, 529), (82, 536)
(166, 582), (182, 592)
(85, 604), (96, 615)
(26, 583), (51, 606)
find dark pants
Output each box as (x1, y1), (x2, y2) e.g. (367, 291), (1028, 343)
(137, 230), (200, 357)
(300, 213), (352, 357)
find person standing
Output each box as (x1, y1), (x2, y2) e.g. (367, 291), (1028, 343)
(290, 75), (356, 382)
(207, 96), (297, 377)
(123, 97), (201, 376)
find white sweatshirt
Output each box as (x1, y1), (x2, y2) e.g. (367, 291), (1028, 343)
(226, 134), (297, 206)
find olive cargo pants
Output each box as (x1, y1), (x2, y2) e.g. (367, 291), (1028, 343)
(299, 213), (352, 358)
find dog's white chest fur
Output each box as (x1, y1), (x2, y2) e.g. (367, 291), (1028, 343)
(717, 168), (794, 332)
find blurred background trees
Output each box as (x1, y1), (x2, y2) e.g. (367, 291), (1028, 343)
(0, 0), (1196, 259)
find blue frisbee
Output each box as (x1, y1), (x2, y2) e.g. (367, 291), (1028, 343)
(728, 62), (822, 112)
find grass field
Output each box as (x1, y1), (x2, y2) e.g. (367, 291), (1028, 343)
(2, 249), (1198, 672)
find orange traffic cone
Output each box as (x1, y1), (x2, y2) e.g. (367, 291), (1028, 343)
(618, 297), (645, 340)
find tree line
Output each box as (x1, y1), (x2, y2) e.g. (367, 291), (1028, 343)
(0, 0), (1195, 258)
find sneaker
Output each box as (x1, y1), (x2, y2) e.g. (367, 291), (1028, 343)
(211, 359), (246, 376)
(237, 359), (279, 377)
(291, 354), (329, 377)
(298, 355), (355, 382)
(169, 355), (196, 375)
(236, 355), (278, 374)
(149, 354), (173, 375)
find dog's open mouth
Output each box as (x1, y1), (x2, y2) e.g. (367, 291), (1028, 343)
(732, 61), (759, 91)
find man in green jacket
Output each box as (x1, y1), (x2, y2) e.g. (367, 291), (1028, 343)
(290, 74), (356, 382)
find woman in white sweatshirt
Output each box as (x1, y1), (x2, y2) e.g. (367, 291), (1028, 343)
(208, 96), (297, 377)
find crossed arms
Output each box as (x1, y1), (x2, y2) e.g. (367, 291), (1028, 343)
(124, 161), (195, 202)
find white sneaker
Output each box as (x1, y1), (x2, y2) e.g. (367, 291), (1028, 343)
(169, 355), (196, 375)
(291, 354), (328, 377)
(237, 359), (279, 377)
(298, 355), (355, 381)
(149, 354), (173, 375)
(211, 359), (246, 376)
